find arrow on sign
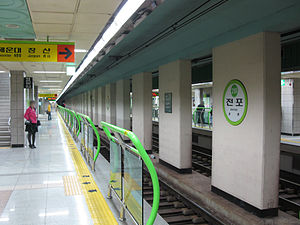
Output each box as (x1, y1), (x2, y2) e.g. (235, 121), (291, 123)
(59, 48), (72, 59)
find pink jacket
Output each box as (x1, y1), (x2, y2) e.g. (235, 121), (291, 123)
(24, 107), (37, 124)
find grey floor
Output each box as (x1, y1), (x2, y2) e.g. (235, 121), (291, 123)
(0, 112), (168, 225)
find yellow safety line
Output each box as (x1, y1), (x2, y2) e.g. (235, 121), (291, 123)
(58, 114), (118, 225)
(281, 138), (300, 144)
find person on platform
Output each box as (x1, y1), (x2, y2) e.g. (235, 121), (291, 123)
(24, 100), (38, 149)
(47, 103), (52, 120)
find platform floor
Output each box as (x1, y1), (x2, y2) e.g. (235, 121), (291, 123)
(0, 112), (167, 225)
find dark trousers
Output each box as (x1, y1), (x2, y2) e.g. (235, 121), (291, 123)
(48, 112), (52, 120)
(28, 132), (36, 146)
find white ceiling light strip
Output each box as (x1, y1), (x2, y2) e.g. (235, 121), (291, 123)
(58, 0), (146, 100)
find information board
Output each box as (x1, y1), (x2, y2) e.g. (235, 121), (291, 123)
(0, 40), (74, 62)
(164, 92), (172, 113)
(24, 77), (33, 89)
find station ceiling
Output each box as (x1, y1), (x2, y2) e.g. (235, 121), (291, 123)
(0, 0), (122, 94)
(61, 0), (300, 100)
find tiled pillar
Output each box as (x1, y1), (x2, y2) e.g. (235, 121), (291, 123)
(132, 72), (152, 151)
(92, 88), (98, 124)
(212, 32), (281, 217)
(159, 60), (192, 173)
(105, 83), (116, 124)
(116, 79), (130, 130)
(97, 86), (106, 125)
(34, 85), (38, 114)
(10, 71), (25, 147)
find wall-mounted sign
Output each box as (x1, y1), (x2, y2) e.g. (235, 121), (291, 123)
(164, 92), (172, 113)
(0, 40), (74, 62)
(281, 79), (285, 86)
(46, 97), (57, 101)
(38, 94), (57, 98)
(24, 77), (33, 89)
(223, 79), (248, 126)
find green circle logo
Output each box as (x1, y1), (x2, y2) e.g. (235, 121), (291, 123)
(223, 79), (248, 126)
(231, 84), (238, 97)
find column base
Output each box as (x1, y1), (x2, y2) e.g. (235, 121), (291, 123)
(11, 144), (24, 148)
(211, 186), (278, 218)
(159, 159), (192, 174)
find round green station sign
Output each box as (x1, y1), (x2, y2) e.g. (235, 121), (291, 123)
(223, 79), (248, 126)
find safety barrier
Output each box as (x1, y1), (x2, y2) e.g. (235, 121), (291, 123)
(192, 107), (212, 128)
(101, 121), (159, 225)
(76, 112), (101, 171)
(57, 106), (160, 225)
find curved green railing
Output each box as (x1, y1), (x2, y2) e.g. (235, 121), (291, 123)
(77, 113), (101, 162)
(57, 106), (81, 137)
(192, 107), (212, 127)
(101, 121), (160, 225)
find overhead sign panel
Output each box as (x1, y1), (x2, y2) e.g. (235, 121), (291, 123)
(38, 94), (57, 98)
(0, 41), (74, 62)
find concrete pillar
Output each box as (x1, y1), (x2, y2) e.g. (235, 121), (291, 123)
(34, 85), (38, 114)
(116, 79), (130, 130)
(211, 32), (281, 217)
(10, 71), (25, 147)
(97, 86), (106, 125)
(105, 83), (116, 124)
(92, 88), (98, 124)
(132, 72), (152, 151)
(158, 60), (192, 173)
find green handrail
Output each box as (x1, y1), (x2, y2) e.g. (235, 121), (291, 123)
(77, 113), (101, 162)
(192, 107), (212, 127)
(57, 105), (80, 137)
(101, 121), (160, 225)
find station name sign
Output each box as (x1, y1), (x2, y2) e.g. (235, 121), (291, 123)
(0, 40), (75, 62)
(223, 79), (248, 126)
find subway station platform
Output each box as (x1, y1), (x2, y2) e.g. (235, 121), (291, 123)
(0, 112), (167, 225)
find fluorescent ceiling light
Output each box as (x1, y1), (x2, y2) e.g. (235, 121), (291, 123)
(58, 0), (146, 100)
(75, 49), (88, 53)
(41, 86), (61, 88)
(66, 66), (75, 76)
(281, 70), (300, 75)
(48, 88), (62, 91)
(39, 80), (62, 83)
(0, 218), (9, 222)
(34, 71), (66, 74)
(0, 71), (7, 73)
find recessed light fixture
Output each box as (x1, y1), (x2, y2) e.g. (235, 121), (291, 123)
(75, 49), (88, 53)
(6, 24), (19, 29)
(33, 71), (66, 74)
(41, 86), (61, 88)
(39, 80), (63, 83)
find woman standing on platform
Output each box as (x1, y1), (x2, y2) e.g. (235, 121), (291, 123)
(24, 100), (38, 149)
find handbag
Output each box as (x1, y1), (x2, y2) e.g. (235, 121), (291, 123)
(37, 120), (41, 126)
(25, 120), (31, 126)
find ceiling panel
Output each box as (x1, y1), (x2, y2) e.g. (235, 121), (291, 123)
(0, 62), (25, 70)
(31, 12), (74, 24)
(33, 23), (72, 33)
(72, 23), (105, 33)
(27, 0), (77, 13)
(36, 33), (70, 41)
(75, 13), (110, 25)
(78, 0), (122, 14)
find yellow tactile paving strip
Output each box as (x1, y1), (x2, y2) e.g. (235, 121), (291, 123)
(63, 176), (82, 196)
(59, 115), (118, 225)
(281, 138), (300, 144)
